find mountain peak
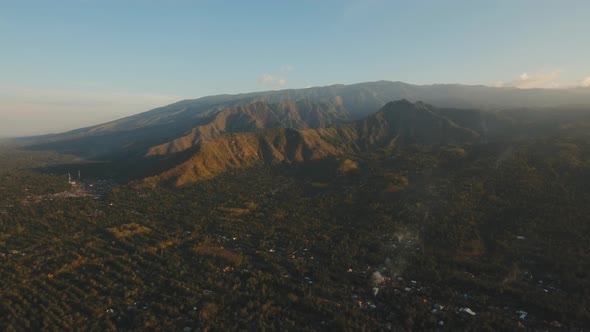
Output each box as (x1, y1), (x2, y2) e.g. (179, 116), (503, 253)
(379, 100), (432, 116)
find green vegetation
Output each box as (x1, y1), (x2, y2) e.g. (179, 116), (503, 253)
(2, 132), (590, 330)
(141, 100), (481, 187)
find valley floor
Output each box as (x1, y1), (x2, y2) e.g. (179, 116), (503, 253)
(1, 141), (590, 331)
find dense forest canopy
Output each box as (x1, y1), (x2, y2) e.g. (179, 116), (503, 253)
(2, 101), (590, 331)
(4, 0), (590, 329)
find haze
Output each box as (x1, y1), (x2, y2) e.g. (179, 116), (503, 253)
(3, 2), (590, 330)
(1, 0), (590, 136)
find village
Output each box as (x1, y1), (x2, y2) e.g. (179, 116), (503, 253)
(2, 155), (589, 330)
(175, 213), (570, 331)
(19, 172), (118, 205)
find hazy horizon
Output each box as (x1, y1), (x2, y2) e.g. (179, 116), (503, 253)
(3, 3), (590, 330)
(4, 80), (590, 138)
(2, 0), (590, 136)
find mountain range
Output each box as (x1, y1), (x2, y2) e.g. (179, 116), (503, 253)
(18, 81), (590, 186)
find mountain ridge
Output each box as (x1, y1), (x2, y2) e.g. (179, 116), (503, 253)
(145, 99), (349, 156)
(21, 81), (590, 160)
(141, 100), (481, 187)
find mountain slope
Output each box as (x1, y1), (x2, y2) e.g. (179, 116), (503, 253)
(145, 99), (347, 156)
(24, 99), (349, 159)
(143, 100), (480, 186)
(22, 81), (590, 160)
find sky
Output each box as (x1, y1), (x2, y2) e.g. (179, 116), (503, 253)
(1, 0), (590, 136)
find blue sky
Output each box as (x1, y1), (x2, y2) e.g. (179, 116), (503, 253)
(1, 0), (590, 135)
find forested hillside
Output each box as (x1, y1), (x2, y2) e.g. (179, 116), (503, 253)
(2, 125), (590, 330)
(5, 0), (590, 330)
(19, 81), (590, 160)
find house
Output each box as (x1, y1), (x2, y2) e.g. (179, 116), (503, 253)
(433, 304), (445, 311)
(460, 307), (476, 316)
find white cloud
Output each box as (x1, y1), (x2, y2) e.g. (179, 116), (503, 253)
(257, 74), (287, 88)
(495, 71), (562, 89)
(280, 65), (294, 73)
(495, 72), (590, 89)
(257, 74), (275, 85)
(257, 65), (295, 89)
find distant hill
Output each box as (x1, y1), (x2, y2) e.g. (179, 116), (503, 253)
(21, 81), (590, 159)
(141, 100), (481, 186)
(145, 99), (348, 156)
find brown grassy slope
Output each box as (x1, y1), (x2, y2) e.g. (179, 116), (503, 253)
(145, 100), (347, 156)
(143, 129), (341, 187)
(142, 100), (480, 187)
